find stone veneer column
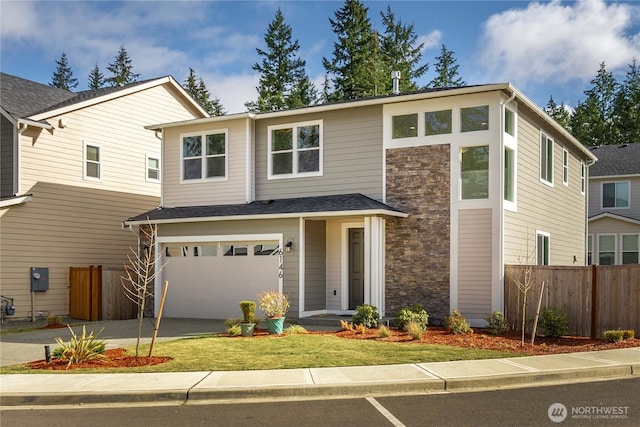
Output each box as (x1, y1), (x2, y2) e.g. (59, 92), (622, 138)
(385, 144), (450, 323)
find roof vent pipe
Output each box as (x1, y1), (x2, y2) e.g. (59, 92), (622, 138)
(391, 71), (401, 95)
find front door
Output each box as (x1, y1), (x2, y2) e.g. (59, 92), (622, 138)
(348, 228), (365, 310)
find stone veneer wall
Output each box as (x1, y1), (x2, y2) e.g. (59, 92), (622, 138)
(385, 144), (451, 323)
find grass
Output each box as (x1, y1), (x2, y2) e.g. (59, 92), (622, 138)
(0, 333), (520, 374)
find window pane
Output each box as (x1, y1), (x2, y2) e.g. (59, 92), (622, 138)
(148, 169), (159, 180)
(206, 156), (225, 177)
(272, 128), (292, 151)
(392, 114), (418, 138)
(425, 110), (452, 135)
(297, 125), (319, 149)
(537, 234), (549, 265)
(563, 150), (568, 184)
(602, 183), (615, 207)
(504, 148), (514, 202)
(148, 158), (159, 169)
(298, 149), (319, 173)
(86, 145), (99, 161)
(183, 136), (201, 157)
(622, 252), (638, 264)
(616, 182), (629, 207)
(86, 162), (99, 178)
(254, 244), (280, 256)
(623, 235), (638, 251)
(206, 133), (225, 155)
(504, 109), (514, 136)
(461, 106), (489, 132)
(183, 158), (201, 180)
(599, 235), (615, 251)
(195, 245), (217, 257)
(224, 245), (247, 256)
(272, 152), (292, 175)
(461, 146), (489, 199)
(599, 252), (615, 265)
(540, 135), (553, 182)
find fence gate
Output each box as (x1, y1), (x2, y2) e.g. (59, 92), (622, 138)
(69, 266), (102, 321)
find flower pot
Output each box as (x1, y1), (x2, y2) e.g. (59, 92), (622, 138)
(240, 323), (255, 337)
(266, 317), (285, 334)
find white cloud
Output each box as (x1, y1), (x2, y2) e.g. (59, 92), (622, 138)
(478, 0), (640, 85)
(202, 72), (258, 114)
(417, 30), (442, 53)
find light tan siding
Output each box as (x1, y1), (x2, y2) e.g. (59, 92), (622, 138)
(458, 208), (492, 320)
(161, 118), (249, 207)
(504, 108), (588, 266)
(305, 220), (326, 311)
(255, 106), (384, 201)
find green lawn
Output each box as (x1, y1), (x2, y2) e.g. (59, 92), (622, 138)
(0, 333), (520, 374)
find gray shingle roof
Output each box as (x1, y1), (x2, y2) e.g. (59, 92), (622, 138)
(0, 72), (76, 119)
(126, 193), (406, 223)
(589, 144), (640, 177)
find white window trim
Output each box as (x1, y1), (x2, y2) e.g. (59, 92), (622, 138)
(600, 180), (631, 210)
(597, 233), (617, 265)
(562, 148), (569, 186)
(620, 233), (640, 265)
(146, 153), (160, 183)
(539, 132), (554, 187)
(267, 120), (323, 180)
(503, 140), (517, 212)
(580, 162), (586, 195)
(83, 141), (102, 182)
(587, 234), (593, 264)
(179, 129), (229, 184)
(535, 230), (551, 265)
(459, 144), (490, 201)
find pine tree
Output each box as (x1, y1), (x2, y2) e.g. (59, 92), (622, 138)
(50, 53), (78, 90)
(105, 45), (140, 87)
(545, 96), (571, 130)
(614, 58), (640, 143)
(570, 62), (618, 146)
(379, 6), (428, 94)
(87, 64), (105, 90)
(183, 68), (225, 116)
(245, 9), (316, 112)
(322, 0), (380, 101)
(428, 44), (465, 88)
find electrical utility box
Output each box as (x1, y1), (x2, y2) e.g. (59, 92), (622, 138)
(30, 267), (49, 292)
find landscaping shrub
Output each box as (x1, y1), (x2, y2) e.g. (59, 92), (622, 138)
(47, 315), (63, 326)
(539, 306), (570, 337)
(485, 311), (509, 335)
(623, 330), (635, 340)
(394, 304), (429, 331)
(53, 325), (106, 367)
(227, 324), (241, 336)
(352, 304), (379, 329)
(405, 321), (424, 340)
(603, 329), (625, 343)
(340, 319), (354, 331)
(224, 318), (241, 328)
(284, 324), (308, 335)
(445, 310), (473, 335)
(239, 301), (257, 323)
(378, 325), (391, 338)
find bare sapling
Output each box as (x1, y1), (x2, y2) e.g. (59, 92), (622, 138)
(512, 231), (537, 346)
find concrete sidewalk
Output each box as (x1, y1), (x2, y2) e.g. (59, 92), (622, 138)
(1, 319), (639, 407)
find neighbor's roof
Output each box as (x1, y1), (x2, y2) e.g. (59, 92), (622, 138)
(589, 143), (640, 177)
(125, 193), (408, 225)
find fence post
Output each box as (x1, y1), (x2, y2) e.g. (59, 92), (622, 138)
(590, 264), (598, 339)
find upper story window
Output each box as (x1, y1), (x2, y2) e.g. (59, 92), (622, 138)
(268, 120), (322, 179)
(504, 108), (515, 136)
(83, 142), (101, 181)
(461, 105), (489, 132)
(562, 148), (569, 186)
(581, 162), (586, 195)
(460, 145), (489, 200)
(536, 231), (550, 265)
(540, 132), (554, 185)
(146, 154), (160, 182)
(392, 114), (418, 138)
(602, 181), (629, 208)
(181, 130), (227, 182)
(424, 110), (452, 135)
(504, 147), (515, 203)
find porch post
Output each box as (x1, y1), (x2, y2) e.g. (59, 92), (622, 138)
(368, 217), (385, 317)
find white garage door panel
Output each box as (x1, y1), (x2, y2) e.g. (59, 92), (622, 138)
(162, 244), (280, 319)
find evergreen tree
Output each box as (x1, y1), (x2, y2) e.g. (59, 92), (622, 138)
(105, 45), (140, 87)
(245, 9), (316, 112)
(50, 52), (78, 90)
(322, 0), (380, 101)
(379, 6), (428, 94)
(614, 58), (640, 143)
(428, 44), (465, 88)
(87, 64), (105, 90)
(570, 62), (618, 146)
(545, 96), (571, 130)
(183, 68), (225, 116)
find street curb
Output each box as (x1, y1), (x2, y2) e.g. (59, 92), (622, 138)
(0, 390), (189, 407)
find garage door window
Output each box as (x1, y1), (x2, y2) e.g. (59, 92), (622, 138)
(165, 245), (188, 257)
(224, 245), (248, 256)
(254, 243), (280, 256)
(194, 245), (217, 257)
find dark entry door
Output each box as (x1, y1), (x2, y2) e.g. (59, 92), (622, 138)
(348, 228), (365, 310)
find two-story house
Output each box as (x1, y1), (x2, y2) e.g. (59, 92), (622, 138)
(587, 143), (640, 265)
(0, 73), (207, 319)
(125, 83), (596, 325)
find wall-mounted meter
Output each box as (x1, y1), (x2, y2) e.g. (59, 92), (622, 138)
(31, 267), (49, 292)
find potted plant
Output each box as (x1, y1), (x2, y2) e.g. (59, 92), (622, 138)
(239, 300), (257, 337)
(258, 290), (290, 334)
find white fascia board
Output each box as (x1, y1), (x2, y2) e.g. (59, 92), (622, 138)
(145, 112), (255, 131)
(589, 174), (640, 180)
(17, 118), (53, 130)
(588, 212), (640, 225)
(157, 233), (282, 243)
(0, 194), (33, 208)
(124, 208), (408, 227)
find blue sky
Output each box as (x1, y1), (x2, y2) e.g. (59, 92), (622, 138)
(1, 0), (639, 114)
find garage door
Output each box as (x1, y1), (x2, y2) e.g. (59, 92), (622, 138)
(160, 240), (281, 319)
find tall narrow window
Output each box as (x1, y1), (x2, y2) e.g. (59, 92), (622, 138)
(536, 232), (550, 265)
(602, 182), (629, 208)
(540, 133), (553, 185)
(461, 145), (489, 199)
(587, 235), (593, 265)
(581, 162), (586, 195)
(504, 108), (515, 136)
(562, 148), (569, 186)
(598, 235), (615, 265)
(622, 235), (639, 264)
(84, 142), (101, 180)
(504, 147), (515, 203)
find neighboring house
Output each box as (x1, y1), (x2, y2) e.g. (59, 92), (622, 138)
(0, 72), (207, 318)
(587, 143), (640, 265)
(125, 83), (596, 325)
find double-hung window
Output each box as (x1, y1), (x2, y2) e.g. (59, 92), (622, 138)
(540, 133), (553, 185)
(580, 162), (586, 195)
(562, 148), (569, 186)
(622, 234), (639, 264)
(602, 181), (629, 208)
(268, 121), (322, 178)
(536, 231), (550, 265)
(460, 145), (489, 200)
(146, 154), (160, 182)
(84, 142), (101, 180)
(598, 235), (616, 265)
(181, 130), (227, 182)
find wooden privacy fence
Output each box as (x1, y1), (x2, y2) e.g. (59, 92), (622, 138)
(69, 266), (136, 321)
(504, 264), (640, 338)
